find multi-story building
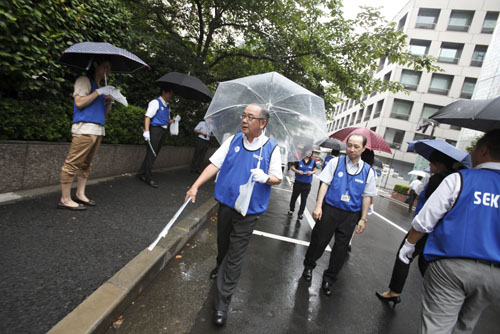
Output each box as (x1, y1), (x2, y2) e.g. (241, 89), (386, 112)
(329, 0), (500, 179)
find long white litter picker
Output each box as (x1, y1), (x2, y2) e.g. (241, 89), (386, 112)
(147, 197), (192, 251)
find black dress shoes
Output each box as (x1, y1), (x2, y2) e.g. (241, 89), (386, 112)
(209, 266), (219, 280)
(214, 310), (227, 326)
(375, 291), (401, 308)
(147, 180), (159, 188)
(136, 175), (159, 188)
(322, 281), (332, 296)
(302, 268), (312, 282)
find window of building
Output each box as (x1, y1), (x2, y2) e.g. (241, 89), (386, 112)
(384, 71), (392, 81)
(391, 99), (413, 120)
(471, 45), (488, 67)
(447, 10), (474, 32)
(409, 39), (431, 57)
(356, 109), (363, 123)
(450, 125), (461, 131)
(460, 77), (477, 99)
(370, 127), (377, 132)
(428, 74), (453, 95)
(415, 8), (440, 29)
(349, 113), (355, 126)
(374, 100), (384, 118)
(414, 133), (431, 141)
(364, 104), (373, 122)
(398, 14), (407, 31)
(378, 57), (386, 71)
(384, 128), (405, 148)
(438, 42), (464, 64)
(482, 12), (499, 34)
(445, 139), (457, 146)
(348, 99), (354, 108)
(400, 69), (422, 90)
(421, 104), (441, 120)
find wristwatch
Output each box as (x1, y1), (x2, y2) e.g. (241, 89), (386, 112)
(266, 177), (271, 184)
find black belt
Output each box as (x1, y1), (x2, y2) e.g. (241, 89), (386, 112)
(476, 259), (500, 268)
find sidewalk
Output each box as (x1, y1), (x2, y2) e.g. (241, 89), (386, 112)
(0, 166), (217, 334)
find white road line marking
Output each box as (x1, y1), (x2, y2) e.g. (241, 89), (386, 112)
(373, 211), (408, 234)
(252, 229), (330, 252)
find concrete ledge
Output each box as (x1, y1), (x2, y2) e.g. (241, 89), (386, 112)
(48, 198), (218, 334)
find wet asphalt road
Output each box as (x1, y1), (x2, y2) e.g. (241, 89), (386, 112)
(105, 172), (500, 333)
(0, 168), (215, 334)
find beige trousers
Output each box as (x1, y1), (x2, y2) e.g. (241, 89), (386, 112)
(60, 134), (102, 183)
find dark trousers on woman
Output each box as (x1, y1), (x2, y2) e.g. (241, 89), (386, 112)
(137, 126), (167, 181)
(407, 189), (417, 212)
(215, 204), (260, 311)
(190, 136), (210, 173)
(304, 203), (360, 283)
(388, 232), (429, 293)
(289, 181), (312, 215)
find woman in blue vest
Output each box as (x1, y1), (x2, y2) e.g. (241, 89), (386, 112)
(59, 56), (115, 210)
(288, 151), (317, 220)
(376, 150), (457, 307)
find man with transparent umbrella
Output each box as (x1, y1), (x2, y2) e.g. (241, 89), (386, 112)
(185, 104), (282, 326)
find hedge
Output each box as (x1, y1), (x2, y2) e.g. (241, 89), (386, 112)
(0, 98), (198, 146)
(393, 184), (410, 195)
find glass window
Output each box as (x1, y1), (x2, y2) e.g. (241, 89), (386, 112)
(374, 100), (384, 118)
(400, 69), (422, 90)
(384, 71), (392, 81)
(356, 109), (363, 123)
(364, 104), (373, 121)
(438, 42), (464, 64)
(370, 127), (377, 132)
(450, 125), (461, 131)
(445, 139), (457, 146)
(391, 99), (413, 120)
(471, 45), (488, 67)
(378, 57), (386, 71)
(482, 12), (499, 34)
(460, 77), (477, 99)
(349, 113), (355, 126)
(428, 74), (453, 95)
(348, 99), (354, 108)
(414, 133), (431, 141)
(398, 14), (407, 31)
(384, 127), (405, 148)
(421, 104), (441, 120)
(416, 8), (440, 29)
(409, 39), (431, 57)
(447, 10), (474, 32)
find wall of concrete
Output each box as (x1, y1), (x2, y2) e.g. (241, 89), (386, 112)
(0, 141), (215, 194)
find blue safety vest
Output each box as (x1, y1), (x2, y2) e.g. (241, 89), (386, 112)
(73, 78), (106, 125)
(295, 158), (316, 184)
(150, 98), (170, 126)
(424, 169), (500, 263)
(325, 155), (370, 212)
(214, 132), (278, 215)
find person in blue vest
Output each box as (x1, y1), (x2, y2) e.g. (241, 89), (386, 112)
(185, 104), (282, 326)
(376, 150), (457, 308)
(399, 129), (500, 333)
(288, 150), (317, 220)
(302, 133), (377, 296)
(59, 56), (115, 210)
(136, 87), (175, 188)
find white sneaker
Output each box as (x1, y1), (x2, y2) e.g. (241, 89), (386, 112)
(368, 204), (374, 215)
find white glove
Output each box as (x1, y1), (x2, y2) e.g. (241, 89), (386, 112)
(143, 131), (150, 141)
(398, 239), (416, 264)
(250, 168), (269, 184)
(174, 115), (181, 122)
(96, 85), (115, 96)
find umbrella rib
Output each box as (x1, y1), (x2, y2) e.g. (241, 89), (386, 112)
(205, 104), (250, 118)
(271, 110), (301, 160)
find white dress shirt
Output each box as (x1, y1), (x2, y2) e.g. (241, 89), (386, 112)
(195, 121), (211, 141)
(209, 133), (283, 179)
(411, 162), (500, 233)
(319, 155), (377, 197)
(145, 97), (169, 129)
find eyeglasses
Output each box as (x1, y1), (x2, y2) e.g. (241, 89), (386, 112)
(240, 114), (264, 121)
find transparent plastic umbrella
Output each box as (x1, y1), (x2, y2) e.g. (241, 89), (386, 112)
(204, 72), (328, 162)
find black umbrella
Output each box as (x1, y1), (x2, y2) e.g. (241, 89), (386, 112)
(156, 72), (213, 102)
(430, 96), (500, 132)
(320, 138), (346, 151)
(59, 42), (149, 73)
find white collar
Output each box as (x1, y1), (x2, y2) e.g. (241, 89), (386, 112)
(159, 96), (168, 107)
(475, 162), (500, 170)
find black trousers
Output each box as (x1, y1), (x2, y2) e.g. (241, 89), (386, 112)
(137, 126), (167, 181)
(190, 137), (210, 172)
(304, 203), (360, 283)
(408, 189), (417, 212)
(289, 181), (312, 215)
(388, 232), (429, 293)
(215, 204), (260, 311)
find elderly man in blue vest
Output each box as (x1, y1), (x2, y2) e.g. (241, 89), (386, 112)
(185, 104), (282, 326)
(399, 129), (500, 334)
(136, 87), (174, 188)
(302, 133), (377, 296)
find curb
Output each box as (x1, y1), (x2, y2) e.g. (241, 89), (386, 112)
(48, 198), (219, 334)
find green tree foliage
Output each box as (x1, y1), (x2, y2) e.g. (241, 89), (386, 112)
(0, 0), (133, 100)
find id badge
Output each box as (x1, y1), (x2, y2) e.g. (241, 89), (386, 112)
(341, 192), (350, 202)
